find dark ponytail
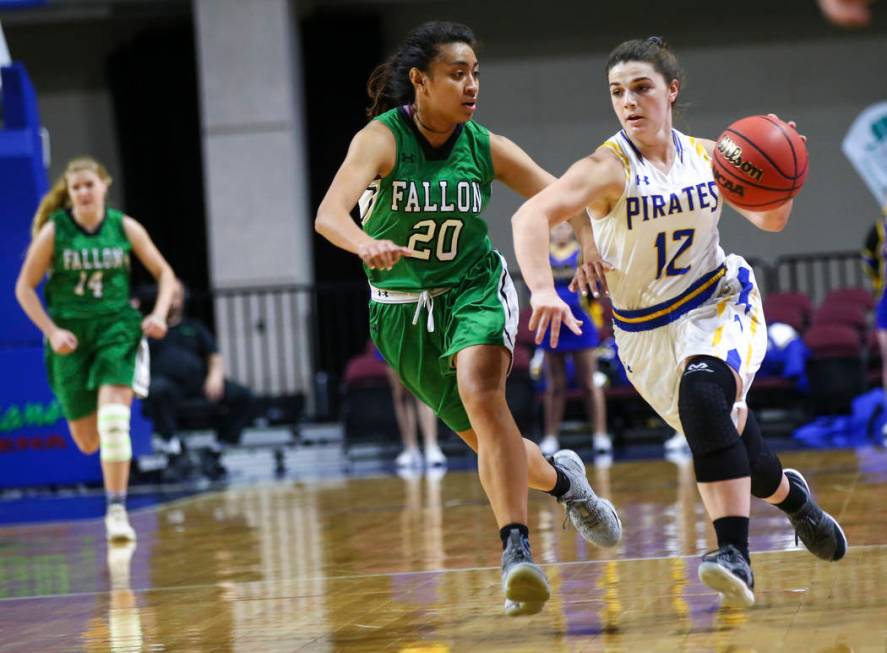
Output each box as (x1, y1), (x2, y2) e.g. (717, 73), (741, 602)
(366, 21), (476, 119)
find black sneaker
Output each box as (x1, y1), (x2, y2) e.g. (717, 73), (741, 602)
(501, 528), (550, 617)
(783, 469), (847, 561)
(698, 544), (755, 608)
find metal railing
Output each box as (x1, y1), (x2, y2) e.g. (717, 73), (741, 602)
(189, 250), (869, 413)
(187, 282), (370, 400)
(772, 250), (870, 305)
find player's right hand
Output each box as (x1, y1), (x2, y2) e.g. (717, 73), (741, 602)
(49, 328), (78, 355)
(357, 239), (417, 270)
(529, 288), (583, 349)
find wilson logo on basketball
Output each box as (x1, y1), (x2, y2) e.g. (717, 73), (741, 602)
(717, 136), (764, 182)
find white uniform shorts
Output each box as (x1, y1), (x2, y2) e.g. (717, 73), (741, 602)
(613, 254), (767, 432)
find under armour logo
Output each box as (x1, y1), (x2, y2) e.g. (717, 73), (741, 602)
(686, 362), (714, 373)
(636, 174), (650, 185)
(401, 153), (415, 163)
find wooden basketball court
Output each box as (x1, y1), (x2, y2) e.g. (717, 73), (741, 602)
(1, 447), (885, 652)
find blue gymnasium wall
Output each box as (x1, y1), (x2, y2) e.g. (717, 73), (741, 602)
(0, 64), (149, 488)
(0, 1), (46, 8)
(0, 63), (47, 345)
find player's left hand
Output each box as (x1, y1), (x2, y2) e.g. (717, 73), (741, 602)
(529, 288), (583, 348)
(768, 114), (807, 143)
(142, 313), (167, 339)
(569, 249), (614, 298)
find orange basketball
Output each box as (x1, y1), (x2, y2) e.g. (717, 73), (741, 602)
(712, 115), (808, 210)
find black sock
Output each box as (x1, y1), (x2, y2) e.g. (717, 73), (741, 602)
(545, 458), (571, 498)
(499, 523), (529, 549)
(776, 475), (807, 514)
(713, 516), (750, 563)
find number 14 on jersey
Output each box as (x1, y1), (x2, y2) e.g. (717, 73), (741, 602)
(74, 270), (104, 298)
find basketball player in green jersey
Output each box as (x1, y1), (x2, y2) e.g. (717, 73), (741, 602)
(15, 157), (176, 542)
(315, 21), (622, 616)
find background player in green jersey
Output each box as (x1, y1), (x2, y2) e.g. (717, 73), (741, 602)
(315, 21), (622, 616)
(15, 156), (176, 542)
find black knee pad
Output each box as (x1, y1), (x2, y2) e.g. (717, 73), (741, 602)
(742, 410), (784, 498)
(679, 356), (738, 457)
(679, 356), (750, 483)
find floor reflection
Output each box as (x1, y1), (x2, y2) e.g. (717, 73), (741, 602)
(0, 449), (883, 652)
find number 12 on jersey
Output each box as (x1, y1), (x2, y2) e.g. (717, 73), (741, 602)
(654, 229), (694, 279)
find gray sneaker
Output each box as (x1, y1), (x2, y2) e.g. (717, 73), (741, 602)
(698, 544), (755, 608)
(552, 449), (622, 547)
(783, 469), (847, 561)
(501, 528), (549, 617)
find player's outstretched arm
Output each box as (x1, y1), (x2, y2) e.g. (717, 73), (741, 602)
(492, 132), (609, 295)
(512, 152), (623, 294)
(315, 123), (416, 271)
(512, 151), (624, 347)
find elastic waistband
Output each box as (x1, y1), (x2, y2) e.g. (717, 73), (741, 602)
(369, 284), (449, 304)
(612, 263), (727, 332)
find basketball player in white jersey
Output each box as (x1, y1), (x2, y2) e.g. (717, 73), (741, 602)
(512, 37), (847, 608)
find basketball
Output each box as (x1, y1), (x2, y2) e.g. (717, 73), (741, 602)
(712, 115), (808, 209)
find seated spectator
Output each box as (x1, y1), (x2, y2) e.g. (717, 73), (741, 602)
(759, 322), (810, 390)
(143, 280), (253, 472)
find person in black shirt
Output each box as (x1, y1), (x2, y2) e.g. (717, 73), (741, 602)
(145, 280), (253, 452)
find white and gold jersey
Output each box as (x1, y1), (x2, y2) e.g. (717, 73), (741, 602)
(592, 129), (726, 331)
(589, 130), (767, 430)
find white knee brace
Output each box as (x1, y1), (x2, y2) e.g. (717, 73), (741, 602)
(99, 404), (132, 462)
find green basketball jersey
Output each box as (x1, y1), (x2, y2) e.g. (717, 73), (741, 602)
(360, 106), (495, 290)
(44, 208), (133, 320)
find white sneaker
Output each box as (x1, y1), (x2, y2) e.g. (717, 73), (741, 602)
(105, 504), (136, 542)
(424, 445), (447, 467)
(539, 435), (560, 457)
(395, 447), (422, 468)
(592, 433), (613, 454)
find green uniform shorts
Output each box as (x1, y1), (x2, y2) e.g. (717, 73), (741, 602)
(44, 307), (145, 420)
(369, 250), (519, 432)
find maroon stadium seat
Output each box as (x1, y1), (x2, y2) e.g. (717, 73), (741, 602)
(804, 324), (866, 414)
(342, 353), (388, 387)
(810, 304), (867, 338)
(823, 287), (875, 312)
(765, 291), (813, 324)
(804, 323), (863, 357)
(763, 302), (805, 334)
